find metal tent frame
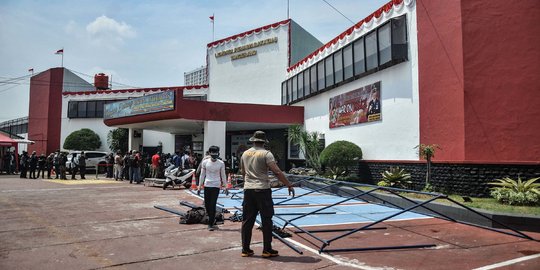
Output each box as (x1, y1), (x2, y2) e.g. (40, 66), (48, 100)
(275, 176), (536, 253)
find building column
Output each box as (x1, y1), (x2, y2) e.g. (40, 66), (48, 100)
(128, 128), (144, 152)
(203, 121), (226, 159)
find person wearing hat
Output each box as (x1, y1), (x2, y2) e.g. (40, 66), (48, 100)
(198, 145), (227, 231)
(239, 131), (294, 258)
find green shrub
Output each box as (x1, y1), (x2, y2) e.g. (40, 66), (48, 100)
(488, 176), (540, 206)
(490, 189), (539, 206)
(63, 128), (102, 150)
(378, 167), (412, 189)
(320, 140), (362, 179)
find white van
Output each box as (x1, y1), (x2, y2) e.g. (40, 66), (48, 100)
(66, 151), (108, 173)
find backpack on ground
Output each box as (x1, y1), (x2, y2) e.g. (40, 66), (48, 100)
(179, 207), (224, 225)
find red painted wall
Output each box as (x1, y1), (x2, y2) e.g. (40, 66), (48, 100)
(27, 68), (63, 155)
(461, 0), (540, 161)
(417, 0), (540, 162)
(417, 0), (466, 160)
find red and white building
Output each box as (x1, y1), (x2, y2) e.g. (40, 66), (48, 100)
(26, 0), (540, 170)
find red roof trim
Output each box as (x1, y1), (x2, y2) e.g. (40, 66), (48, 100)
(62, 85), (208, 96)
(287, 0), (403, 72)
(207, 19), (291, 48)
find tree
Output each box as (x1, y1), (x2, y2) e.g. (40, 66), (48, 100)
(107, 128), (128, 153)
(287, 125), (323, 173)
(415, 144), (441, 190)
(63, 128), (101, 150)
(320, 140), (362, 179)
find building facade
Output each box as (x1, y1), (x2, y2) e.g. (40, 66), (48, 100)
(184, 66), (208, 86)
(25, 0), (539, 186)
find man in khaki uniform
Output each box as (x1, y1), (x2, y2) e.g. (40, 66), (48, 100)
(240, 131), (294, 258)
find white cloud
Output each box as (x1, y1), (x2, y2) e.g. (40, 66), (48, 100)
(86, 15), (136, 48)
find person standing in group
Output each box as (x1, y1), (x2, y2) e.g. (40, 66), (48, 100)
(123, 151), (131, 182)
(9, 152), (16, 174)
(29, 151), (38, 179)
(198, 146), (227, 231)
(37, 153), (46, 179)
(78, 151), (86, 179)
(180, 151), (190, 170)
(19, 151), (28, 178)
(53, 150), (60, 179)
(106, 153), (114, 178)
(240, 131), (294, 258)
(151, 151), (160, 178)
(46, 153), (54, 179)
(131, 150), (141, 184)
(114, 151), (123, 181)
(70, 153), (79, 180)
(59, 153), (68, 180)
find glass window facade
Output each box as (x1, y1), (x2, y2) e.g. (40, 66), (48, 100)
(303, 70), (310, 97)
(309, 65), (317, 94)
(282, 15), (408, 105)
(334, 50), (343, 84)
(365, 31), (378, 70)
(298, 72), (304, 99)
(68, 100), (123, 118)
(292, 75), (298, 100)
(353, 38), (365, 76)
(343, 45), (353, 80)
(317, 61), (325, 91)
(378, 23), (392, 65)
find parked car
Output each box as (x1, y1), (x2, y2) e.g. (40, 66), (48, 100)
(66, 151), (108, 174)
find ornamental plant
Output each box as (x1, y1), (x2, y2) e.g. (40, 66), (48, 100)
(107, 128), (128, 153)
(415, 144), (441, 189)
(489, 176), (540, 206)
(320, 140), (362, 179)
(63, 128), (101, 150)
(377, 167), (412, 189)
(288, 125), (323, 173)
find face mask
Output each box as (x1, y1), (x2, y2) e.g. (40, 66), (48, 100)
(210, 154), (219, 159)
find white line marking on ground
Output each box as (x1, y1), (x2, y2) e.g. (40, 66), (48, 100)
(286, 237), (396, 270)
(472, 253), (540, 270)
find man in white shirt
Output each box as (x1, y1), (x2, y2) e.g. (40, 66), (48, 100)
(198, 146), (227, 231)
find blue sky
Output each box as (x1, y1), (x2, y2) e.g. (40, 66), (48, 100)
(0, 0), (388, 120)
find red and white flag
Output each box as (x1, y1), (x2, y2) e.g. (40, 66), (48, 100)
(209, 15), (214, 22)
(55, 49), (64, 54)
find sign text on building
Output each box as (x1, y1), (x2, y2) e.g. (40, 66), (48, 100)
(104, 91), (175, 119)
(215, 37), (278, 61)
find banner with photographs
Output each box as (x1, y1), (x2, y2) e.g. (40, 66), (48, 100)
(329, 81), (381, 129)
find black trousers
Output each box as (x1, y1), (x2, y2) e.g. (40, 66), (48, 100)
(71, 166), (78, 179)
(29, 166), (37, 179)
(241, 189), (274, 251)
(204, 187), (220, 227)
(79, 165), (85, 179)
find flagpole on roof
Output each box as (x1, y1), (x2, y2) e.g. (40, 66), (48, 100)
(55, 48), (64, 67)
(210, 13), (215, 41)
(287, 0), (290, 19)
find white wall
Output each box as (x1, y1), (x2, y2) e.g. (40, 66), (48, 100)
(60, 91), (149, 153)
(207, 24), (290, 105)
(143, 130), (175, 153)
(295, 4), (419, 160)
(203, 121), (226, 159)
